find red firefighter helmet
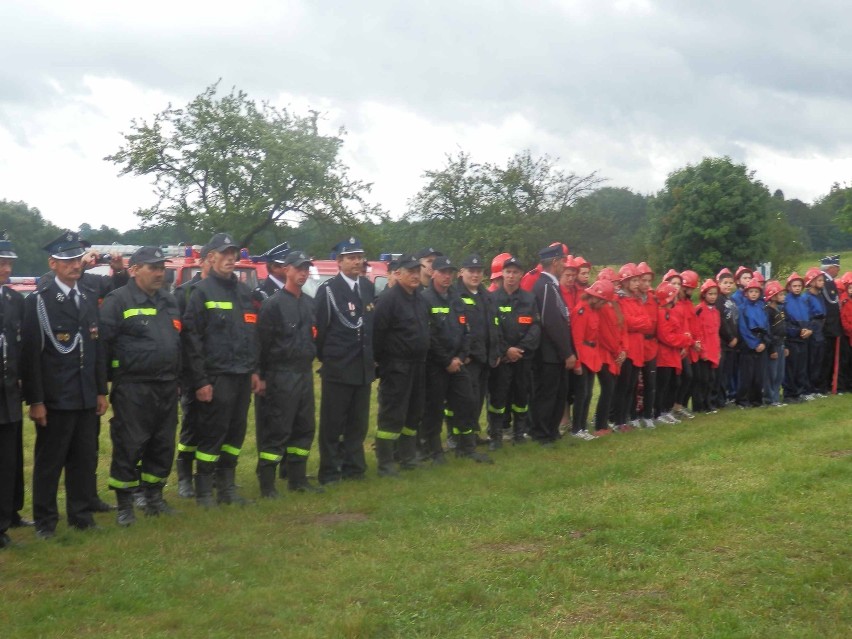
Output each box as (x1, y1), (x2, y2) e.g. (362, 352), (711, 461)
(489, 252), (512, 279)
(574, 255), (591, 269)
(804, 267), (823, 286)
(586, 279), (615, 302)
(618, 263), (639, 281)
(716, 267), (734, 281)
(744, 278), (762, 292)
(763, 280), (784, 302)
(785, 272), (804, 288)
(655, 282), (678, 306)
(636, 261), (654, 277)
(597, 267), (618, 282)
(680, 270), (699, 289)
(662, 268), (681, 282)
(840, 271), (852, 288)
(751, 271), (765, 285)
(564, 255), (579, 271)
(699, 279), (719, 297)
(734, 265), (752, 281)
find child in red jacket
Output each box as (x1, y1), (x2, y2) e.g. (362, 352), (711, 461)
(613, 263), (652, 431)
(632, 262), (659, 428)
(594, 272), (627, 435)
(655, 281), (693, 423)
(693, 279), (721, 414)
(570, 280), (607, 440)
(672, 270), (701, 419)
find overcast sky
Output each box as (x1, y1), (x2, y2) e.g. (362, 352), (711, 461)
(1, 0), (851, 233)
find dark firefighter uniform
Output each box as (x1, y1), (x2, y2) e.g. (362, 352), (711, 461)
(421, 256), (491, 463)
(531, 245), (575, 444)
(487, 256), (541, 446)
(0, 233), (25, 547)
(456, 254), (499, 435)
(256, 251), (318, 494)
(314, 238), (375, 485)
(22, 232), (107, 537)
(250, 242), (289, 481)
(183, 234), (259, 506)
(174, 269), (203, 497)
(373, 254), (430, 476)
(99, 248), (182, 524)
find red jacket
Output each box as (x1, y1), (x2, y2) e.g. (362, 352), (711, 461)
(619, 293), (652, 367)
(657, 305), (692, 371)
(841, 293), (852, 346)
(598, 301), (627, 374)
(695, 301), (721, 367)
(674, 298), (700, 363)
(561, 285), (579, 317)
(520, 266), (541, 292)
(641, 292), (659, 362)
(571, 299), (601, 373)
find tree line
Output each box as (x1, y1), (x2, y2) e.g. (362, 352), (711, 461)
(4, 83), (852, 276)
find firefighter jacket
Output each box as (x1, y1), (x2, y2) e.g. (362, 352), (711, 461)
(0, 285), (24, 424)
(491, 286), (541, 360)
(598, 301), (626, 374)
(183, 270), (259, 390)
(373, 284), (430, 363)
(258, 288), (316, 375)
(674, 298), (700, 363)
(640, 292), (659, 362)
(571, 300), (601, 373)
(458, 284), (499, 365)
(421, 283), (470, 368)
(766, 303), (787, 351)
(695, 301), (721, 367)
(738, 297), (770, 351)
(784, 292), (813, 343)
(99, 278), (182, 384)
(618, 291), (652, 367)
(656, 305), (692, 372)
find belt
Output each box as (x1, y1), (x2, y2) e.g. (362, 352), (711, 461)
(583, 340), (597, 347)
(643, 334), (655, 340)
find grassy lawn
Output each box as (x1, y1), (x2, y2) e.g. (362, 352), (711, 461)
(1, 390), (850, 638)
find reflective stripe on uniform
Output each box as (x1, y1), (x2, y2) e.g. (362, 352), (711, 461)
(205, 301), (234, 310)
(461, 298), (475, 305)
(401, 426), (417, 437)
(111, 359), (120, 368)
(498, 306), (512, 312)
(487, 403), (506, 414)
(452, 427), (473, 435)
(177, 443), (197, 453)
(375, 430), (399, 441)
(195, 451), (219, 463)
(286, 446), (310, 457)
(444, 408), (454, 417)
(108, 477), (140, 489)
(141, 472), (166, 484)
(221, 444), (241, 457)
(123, 308), (157, 319)
(259, 451), (283, 462)
(431, 307), (450, 314)
(511, 404), (529, 413)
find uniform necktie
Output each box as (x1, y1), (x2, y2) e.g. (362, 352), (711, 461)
(353, 282), (359, 298)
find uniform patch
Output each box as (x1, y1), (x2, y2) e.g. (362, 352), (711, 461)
(89, 326), (99, 340)
(243, 313), (257, 324)
(518, 316), (533, 324)
(56, 332), (70, 342)
(577, 307), (584, 315)
(459, 315), (466, 324)
(173, 319), (182, 331)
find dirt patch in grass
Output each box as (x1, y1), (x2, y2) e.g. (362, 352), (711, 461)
(822, 449), (852, 458)
(311, 512), (370, 526)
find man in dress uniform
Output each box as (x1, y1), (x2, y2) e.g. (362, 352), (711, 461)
(100, 247), (182, 526)
(372, 254), (430, 476)
(256, 250), (322, 495)
(487, 256), (541, 449)
(183, 233), (262, 507)
(530, 244), (576, 446)
(22, 231), (108, 538)
(314, 237), (375, 485)
(421, 256), (492, 464)
(819, 255), (842, 393)
(173, 244), (211, 498)
(0, 233), (27, 547)
(250, 242), (291, 480)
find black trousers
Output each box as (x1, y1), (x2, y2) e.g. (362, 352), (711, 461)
(571, 367), (592, 433)
(634, 358), (657, 420)
(194, 374), (252, 473)
(692, 360), (717, 412)
(736, 349), (765, 407)
(423, 362), (475, 455)
(0, 420), (20, 534)
(613, 359), (639, 426)
(655, 367), (678, 416)
(318, 380), (371, 484)
(487, 359), (532, 430)
(530, 360), (567, 443)
(807, 339), (825, 394)
(108, 381), (178, 490)
(720, 347), (738, 402)
(783, 340), (809, 399)
(675, 357), (694, 407)
(177, 388), (200, 461)
(257, 369), (315, 467)
(593, 365), (617, 431)
(466, 359), (490, 430)
(376, 359), (425, 440)
(819, 336), (838, 393)
(33, 408), (97, 532)
(840, 337), (852, 392)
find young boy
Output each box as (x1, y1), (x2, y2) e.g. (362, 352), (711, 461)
(693, 280), (721, 414)
(715, 268), (740, 406)
(736, 279), (769, 408)
(763, 280), (788, 407)
(783, 273), (813, 403)
(805, 268), (827, 397)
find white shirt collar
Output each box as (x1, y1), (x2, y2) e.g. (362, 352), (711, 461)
(541, 271), (558, 285)
(267, 274), (285, 290)
(340, 272), (358, 291)
(54, 278), (79, 297)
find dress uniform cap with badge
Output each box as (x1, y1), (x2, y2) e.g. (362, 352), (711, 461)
(258, 242), (291, 264)
(461, 254), (483, 269)
(336, 237), (365, 255)
(0, 231), (18, 259)
(431, 256), (457, 271)
(44, 230), (90, 259)
(538, 244), (566, 261)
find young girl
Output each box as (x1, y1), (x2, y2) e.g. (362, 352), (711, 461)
(763, 280), (788, 407)
(805, 267), (827, 396)
(613, 264), (652, 430)
(693, 279), (721, 414)
(672, 270), (701, 419)
(633, 262), (659, 429)
(783, 273), (813, 403)
(736, 280), (770, 408)
(655, 282), (692, 423)
(839, 273), (852, 392)
(594, 271), (627, 434)
(570, 280), (608, 440)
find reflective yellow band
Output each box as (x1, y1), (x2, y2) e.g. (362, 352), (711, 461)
(205, 301), (234, 310)
(286, 446), (310, 457)
(177, 443), (197, 453)
(123, 308), (157, 319)
(141, 473), (165, 484)
(375, 430), (399, 441)
(220, 445), (241, 457)
(452, 427), (473, 435)
(111, 359), (120, 368)
(494, 317), (499, 325)
(195, 451), (219, 463)
(401, 427), (417, 437)
(136, 459), (143, 467)
(498, 306), (512, 312)
(259, 452), (283, 462)
(444, 408), (454, 417)
(461, 298), (475, 305)
(511, 404), (529, 413)
(109, 477), (139, 489)
(431, 307), (450, 314)
(487, 403), (506, 414)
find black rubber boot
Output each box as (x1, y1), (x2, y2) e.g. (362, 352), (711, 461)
(116, 489), (136, 527)
(216, 467), (252, 505)
(144, 483), (178, 516)
(194, 473), (216, 508)
(375, 438), (399, 477)
(176, 455), (195, 498)
(456, 432), (494, 464)
(513, 414), (529, 444)
(287, 460), (324, 493)
(132, 486), (147, 509)
(397, 433), (422, 470)
(487, 414), (504, 451)
(258, 464), (279, 499)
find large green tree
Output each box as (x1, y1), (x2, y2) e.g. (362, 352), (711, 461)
(106, 82), (378, 248)
(647, 157), (773, 274)
(0, 200), (62, 276)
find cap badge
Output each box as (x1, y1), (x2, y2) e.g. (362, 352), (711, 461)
(349, 237), (356, 244)
(66, 232), (73, 242)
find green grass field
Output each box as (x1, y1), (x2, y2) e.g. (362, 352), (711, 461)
(1, 390), (850, 638)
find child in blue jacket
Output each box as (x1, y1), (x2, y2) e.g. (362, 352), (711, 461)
(736, 280), (769, 408)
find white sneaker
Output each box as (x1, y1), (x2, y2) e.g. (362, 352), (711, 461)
(629, 419), (640, 428)
(674, 407), (695, 419)
(663, 412), (681, 424)
(642, 418), (656, 429)
(579, 429), (596, 440)
(803, 394), (816, 401)
(815, 393), (828, 399)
